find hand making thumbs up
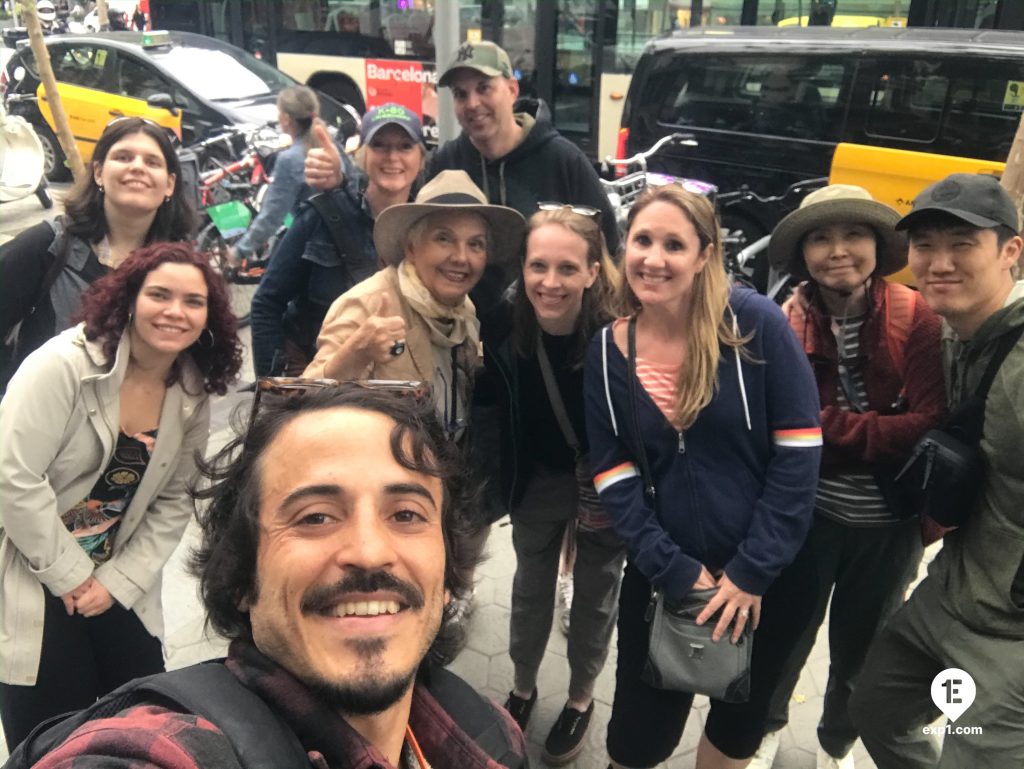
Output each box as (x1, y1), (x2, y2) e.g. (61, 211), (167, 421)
(355, 292), (408, 365)
(305, 122), (344, 191)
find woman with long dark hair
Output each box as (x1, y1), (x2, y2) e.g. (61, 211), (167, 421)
(584, 186), (823, 769)
(0, 117), (196, 387)
(0, 242), (242, 750)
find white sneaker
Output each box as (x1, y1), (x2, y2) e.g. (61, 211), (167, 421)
(748, 729), (781, 769)
(816, 746), (854, 769)
(556, 573), (574, 637)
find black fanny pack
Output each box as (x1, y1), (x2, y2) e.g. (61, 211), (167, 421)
(894, 326), (1023, 528)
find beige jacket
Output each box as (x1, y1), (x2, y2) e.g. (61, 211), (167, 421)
(305, 266), (480, 382)
(0, 325), (210, 685)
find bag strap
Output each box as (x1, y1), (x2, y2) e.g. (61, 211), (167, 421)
(627, 315), (657, 502)
(884, 282), (917, 376)
(307, 192), (361, 282)
(535, 329), (581, 457)
(972, 325), (1024, 404)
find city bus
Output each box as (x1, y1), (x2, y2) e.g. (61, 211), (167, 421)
(147, 0), (917, 160)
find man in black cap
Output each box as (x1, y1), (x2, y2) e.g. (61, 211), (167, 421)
(849, 173), (1024, 768)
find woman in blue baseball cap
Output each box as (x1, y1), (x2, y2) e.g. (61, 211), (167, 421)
(249, 103), (427, 376)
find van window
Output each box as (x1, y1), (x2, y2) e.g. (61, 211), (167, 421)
(866, 60), (948, 143)
(944, 60), (1024, 161)
(641, 54), (851, 142)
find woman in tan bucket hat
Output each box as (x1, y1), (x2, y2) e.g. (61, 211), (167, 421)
(304, 170), (524, 440)
(751, 185), (947, 769)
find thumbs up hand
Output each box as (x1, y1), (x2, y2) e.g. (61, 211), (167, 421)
(355, 292), (408, 364)
(305, 122), (345, 191)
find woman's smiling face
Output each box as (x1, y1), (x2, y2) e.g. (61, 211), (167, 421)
(523, 223), (599, 334)
(94, 131), (176, 216)
(404, 212), (488, 306)
(625, 200), (709, 311)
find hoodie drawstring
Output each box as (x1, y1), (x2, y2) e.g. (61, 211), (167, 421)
(731, 309), (752, 432)
(602, 327), (619, 437)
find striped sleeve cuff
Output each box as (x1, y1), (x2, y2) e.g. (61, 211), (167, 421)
(772, 427), (823, 447)
(594, 462), (639, 493)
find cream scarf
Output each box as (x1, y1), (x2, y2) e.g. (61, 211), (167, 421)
(397, 260), (480, 437)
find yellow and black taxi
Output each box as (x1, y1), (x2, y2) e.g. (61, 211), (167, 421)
(0, 30), (355, 181)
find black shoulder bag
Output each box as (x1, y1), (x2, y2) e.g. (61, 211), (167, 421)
(624, 316), (753, 703)
(894, 325), (1024, 528)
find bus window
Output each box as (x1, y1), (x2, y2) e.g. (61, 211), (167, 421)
(865, 60), (948, 143)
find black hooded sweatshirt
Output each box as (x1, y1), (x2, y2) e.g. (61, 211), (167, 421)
(428, 98), (620, 257)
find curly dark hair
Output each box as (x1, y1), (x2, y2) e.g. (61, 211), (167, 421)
(190, 385), (485, 665)
(64, 118), (197, 243)
(78, 242), (243, 395)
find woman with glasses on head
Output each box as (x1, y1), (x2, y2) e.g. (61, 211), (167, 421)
(471, 204), (626, 764)
(250, 103), (426, 377)
(0, 117), (195, 390)
(230, 85), (319, 268)
(0, 242), (243, 750)
(304, 169), (524, 440)
(583, 186), (823, 769)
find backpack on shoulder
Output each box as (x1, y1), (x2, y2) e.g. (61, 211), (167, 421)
(5, 661), (525, 769)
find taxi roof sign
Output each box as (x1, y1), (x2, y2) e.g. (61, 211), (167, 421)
(141, 31), (171, 48)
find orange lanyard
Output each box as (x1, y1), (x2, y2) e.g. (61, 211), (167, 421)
(405, 724), (431, 769)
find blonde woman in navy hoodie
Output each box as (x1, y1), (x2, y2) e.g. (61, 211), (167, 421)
(584, 186), (823, 769)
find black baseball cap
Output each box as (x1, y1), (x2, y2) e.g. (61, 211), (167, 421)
(896, 173), (1020, 234)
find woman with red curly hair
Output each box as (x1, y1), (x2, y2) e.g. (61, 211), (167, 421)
(0, 243), (242, 750)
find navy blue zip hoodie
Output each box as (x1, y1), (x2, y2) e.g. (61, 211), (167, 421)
(583, 288), (822, 601)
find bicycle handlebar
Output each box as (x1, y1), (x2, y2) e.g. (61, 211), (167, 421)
(601, 132), (699, 174)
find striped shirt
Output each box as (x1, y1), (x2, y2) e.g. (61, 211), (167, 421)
(816, 314), (899, 526)
(635, 355), (681, 426)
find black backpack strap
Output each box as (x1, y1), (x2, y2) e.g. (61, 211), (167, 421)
(973, 325), (1024, 403)
(307, 191), (363, 284)
(136, 663), (308, 769)
(7, 663), (308, 769)
(424, 666), (525, 769)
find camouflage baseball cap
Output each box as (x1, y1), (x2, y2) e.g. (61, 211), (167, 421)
(438, 41), (514, 88)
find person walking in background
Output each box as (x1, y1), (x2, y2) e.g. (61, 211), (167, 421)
(229, 86), (319, 268)
(749, 185), (946, 769)
(0, 242), (243, 750)
(250, 103), (425, 376)
(584, 186), (823, 769)
(472, 205), (626, 764)
(0, 117), (195, 390)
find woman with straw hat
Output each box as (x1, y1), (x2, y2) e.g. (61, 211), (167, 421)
(750, 185), (947, 769)
(304, 170), (524, 440)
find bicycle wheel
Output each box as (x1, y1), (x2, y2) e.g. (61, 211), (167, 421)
(196, 222), (259, 328)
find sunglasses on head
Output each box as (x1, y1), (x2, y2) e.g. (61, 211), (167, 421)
(537, 202), (603, 223)
(104, 115), (165, 131)
(245, 377), (431, 436)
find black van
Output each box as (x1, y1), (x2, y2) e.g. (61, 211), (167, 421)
(621, 26), (1024, 242)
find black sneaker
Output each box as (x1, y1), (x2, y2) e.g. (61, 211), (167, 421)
(503, 689), (537, 731)
(542, 701), (594, 765)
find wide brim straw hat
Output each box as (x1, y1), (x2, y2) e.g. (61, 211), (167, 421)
(768, 184), (907, 279)
(374, 170), (525, 268)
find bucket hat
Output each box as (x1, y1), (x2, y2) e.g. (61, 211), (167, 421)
(374, 170), (525, 267)
(895, 173), (1019, 234)
(438, 41), (514, 88)
(768, 184), (906, 279)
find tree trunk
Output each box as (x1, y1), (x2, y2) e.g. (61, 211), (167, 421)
(24, 0), (86, 183)
(1000, 110), (1024, 222)
(96, 0), (109, 30)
